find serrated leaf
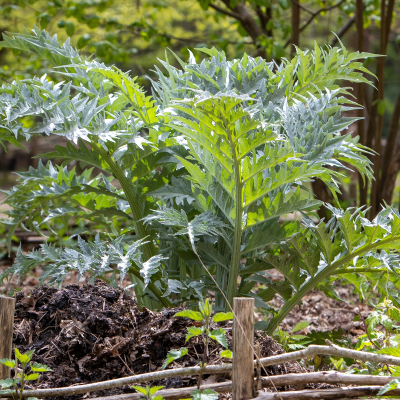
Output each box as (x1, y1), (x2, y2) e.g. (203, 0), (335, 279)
(288, 343), (306, 350)
(208, 328), (228, 348)
(25, 373), (40, 381)
(292, 321), (310, 333)
(190, 389), (219, 400)
(213, 312), (233, 323)
(0, 379), (14, 389)
(378, 379), (400, 395)
(14, 349), (34, 365)
(389, 307), (400, 323)
(139, 254), (165, 289)
(0, 359), (15, 368)
(186, 326), (204, 342)
(30, 363), (52, 372)
(378, 347), (400, 357)
(199, 298), (212, 319)
(131, 386), (147, 395)
(150, 386), (164, 395)
(161, 348), (188, 369)
(220, 349), (232, 358)
(174, 310), (203, 321)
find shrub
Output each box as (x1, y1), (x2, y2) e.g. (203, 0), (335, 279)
(1, 28), (400, 333)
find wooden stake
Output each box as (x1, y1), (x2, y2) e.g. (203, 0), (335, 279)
(233, 297), (254, 400)
(0, 295), (15, 379)
(255, 343), (262, 391)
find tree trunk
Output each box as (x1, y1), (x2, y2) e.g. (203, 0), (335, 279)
(255, 5), (272, 37)
(381, 90), (400, 203)
(221, 0), (266, 57)
(367, 0), (395, 217)
(291, 0), (300, 56)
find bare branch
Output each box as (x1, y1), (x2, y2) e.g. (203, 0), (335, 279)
(299, 0), (346, 34)
(291, 0), (300, 56)
(92, 382), (233, 400)
(209, 0), (267, 57)
(290, 0), (313, 15)
(255, 5), (269, 35)
(209, 2), (242, 20)
(0, 364), (233, 398)
(285, 0), (348, 48)
(260, 371), (396, 388)
(330, 16), (356, 46)
(254, 386), (400, 399)
(92, 372), (400, 400)
(4, 343), (400, 398)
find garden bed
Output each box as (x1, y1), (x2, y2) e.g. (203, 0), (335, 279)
(12, 280), (302, 400)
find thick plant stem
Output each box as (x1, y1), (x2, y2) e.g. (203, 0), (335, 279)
(226, 192), (242, 309)
(223, 109), (243, 309)
(127, 267), (169, 308)
(265, 235), (400, 335)
(179, 258), (188, 300)
(90, 143), (154, 260)
(90, 142), (171, 308)
(215, 237), (228, 310)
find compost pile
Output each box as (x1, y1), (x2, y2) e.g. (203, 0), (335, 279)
(12, 280), (300, 400)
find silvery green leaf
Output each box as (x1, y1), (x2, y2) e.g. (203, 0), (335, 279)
(378, 379), (400, 396)
(139, 254), (165, 289)
(163, 279), (185, 297)
(161, 348), (188, 370)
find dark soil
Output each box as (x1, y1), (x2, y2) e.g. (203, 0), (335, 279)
(12, 280), (302, 400)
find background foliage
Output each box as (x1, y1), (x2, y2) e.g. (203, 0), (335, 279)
(0, 0), (399, 216)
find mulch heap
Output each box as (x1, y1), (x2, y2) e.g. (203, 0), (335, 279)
(13, 280), (301, 400)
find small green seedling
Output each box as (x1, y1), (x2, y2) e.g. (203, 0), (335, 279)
(344, 298), (400, 395)
(354, 298), (400, 357)
(163, 299), (233, 369)
(0, 348), (52, 400)
(351, 298), (400, 381)
(330, 357), (347, 372)
(163, 299), (232, 390)
(273, 321), (312, 352)
(131, 385), (165, 400)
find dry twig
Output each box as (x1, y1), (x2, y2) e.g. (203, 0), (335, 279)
(254, 386), (400, 399)
(3, 343), (400, 398)
(60, 372), (400, 400)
